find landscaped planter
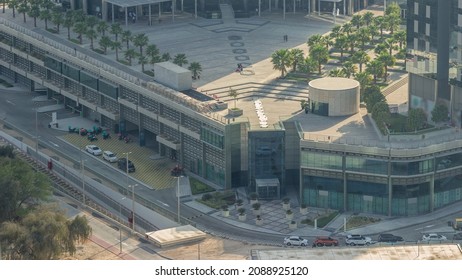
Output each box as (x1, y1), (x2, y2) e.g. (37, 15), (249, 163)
(222, 210), (230, 217)
(286, 212), (294, 220)
(256, 219), (263, 226)
(238, 214), (247, 221)
(283, 202), (291, 210)
(300, 207), (308, 215)
(228, 108), (243, 117)
(289, 221), (297, 229)
(253, 208), (261, 215)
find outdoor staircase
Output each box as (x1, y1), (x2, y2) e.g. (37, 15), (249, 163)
(219, 3), (235, 24)
(203, 80), (309, 103)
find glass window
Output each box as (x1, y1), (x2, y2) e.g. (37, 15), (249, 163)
(301, 151), (342, 170)
(346, 156), (387, 175)
(391, 159), (433, 175)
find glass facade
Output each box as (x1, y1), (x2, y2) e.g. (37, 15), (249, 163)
(391, 159), (433, 175)
(200, 127), (224, 149)
(301, 151), (342, 170)
(346, 156), (388, 175)
(303, 176), (344, 210)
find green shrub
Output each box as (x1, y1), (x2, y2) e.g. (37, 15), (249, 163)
(190, 177), (215, 195)
(202, 193), (212, 201)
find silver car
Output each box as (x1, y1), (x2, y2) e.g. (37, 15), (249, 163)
(85, 145), (102, 156)
(422, 233), (447, 242)
(284, 236), (308, 246)
(103, 151), (118, 163)
(346, 234), (372, 246)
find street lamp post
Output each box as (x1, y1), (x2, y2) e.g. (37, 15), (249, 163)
(35, 108), (38, 155)
(119, 197), (125, 254)
(80, 148), (86, 206)
(130, 184), (138, 233)
(171, 165), (184, 223)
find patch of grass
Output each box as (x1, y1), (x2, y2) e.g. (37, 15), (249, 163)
(143, 70), (154, 76)
(117, 59), (130, 66)
(197, 190), (236, 209)
(346, 215), (381, 230)
(317, 211), (339, 228)
(69, 38), (80, 44)
(46, 28), (58, 34)
(190, 177), (215, 195)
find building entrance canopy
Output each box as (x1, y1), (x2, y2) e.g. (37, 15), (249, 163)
(105, 0), (167, 8)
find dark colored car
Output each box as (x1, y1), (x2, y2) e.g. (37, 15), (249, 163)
(453, 232), (462, 240)
(313, 236), (339, 247)
(378, 233), (404, 243)
(118, 158), (135, 172)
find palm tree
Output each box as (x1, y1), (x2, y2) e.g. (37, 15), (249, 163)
(40, 9), (54, 30)
(132, 33), (148, 57)
(367, 24), (379, 43)
(385, 13), (401, 35)
(146, 44), (159, 58)
(161, 52), (171, 62)
(289, 48), (304, 72)
(51, 8), (64, 32)
(366, 60), (384, 84)
(99, 35), (112, 54)
(111, 40), (122, 61)
(356, 28), (370, 50)
(28, 2), (40, 27)
(271, 49), (291, 77)
(85, 15), (99, 29)
(342, 61), (357, 78)
(393, 30), (406, 50)
(73, 21), (87, 44)
(384, 37), (397, 56)
(334, 35), (348, 59)
(374, 16), (387, 39)
(351, 14), (363, 29)
(354, 71), (373, 100)
(138, 55), (148, 72)
(352, 50), (370, 73)
(63, 10), (74, 40)
(173, 53), (188, 67)
(121, 30), (132, 49)
(72, 9), (86, 23)
(329, 25), (343, 41)
(363, 11), (375, 27)
(124, 49), (137, 65)
(9, 0), (19, 18)
(1, 0), (5, 13)
(17, 0), (28, 23)
(377, 52), (396, 83)
(309, 44), (329, 74)
(188, 62), (202, 80)
(110, 23), (123, 42)
(299, 57), (317, 79)
(341, 22), (353, 36)
(374, 43), (387, 56)
(97, 21), (109, 36)
(329, 69), (344, 77)
(346, 33), (357, 54)
(85, 28), (98, 50)
(228, 87), (238, 108)
(307, 34), (323, 49)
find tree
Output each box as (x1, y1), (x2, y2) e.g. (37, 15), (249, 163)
(85, 28), (98, 50)
(132, 33), (148, 57)
(9, 0), (19, 18)
(354, 71), (373, 100)
(288, 48), (304, 71)
(356, 27), (371, 50)
(28, 2), (41, 28)
(366, 60), (384, 84)
(0, 157), (52, 223)
(363, 11), (375, 27)
(138, 55), (148, 72)
(161, 52), (171, 62)
(384, 37), (397, 56)
(374, 16), (387, 39)
(173, 53), (188, 67)
(299, 57), (317, 79)
(334, 35), (348, 59)
(228, 87), (238, 108)
(96, 20), (109, 36)
(307, 34), (323, 49)
(371, 101), (391, 134)
(329, 69), (344, 77)
(17, 0), (28, 23)
(342, 61), (357, 78)
(98, 35), (112, 54)
(188, 62), (202, 80)
(63, 10), (74, 40)
(330, 25), (342, 41)
(50, 8), (64, 32)
(124, 49), (137, 65)
(346, 33), (357, 53)
(351, 14), (363, 29)
(309, 44), (329, 74)
(407, 108), (427, 131)
(0, 205), (92, 259)
(146, 44), (160, 64)
(85, 15), (99, 30)
(385, 2), (401, 17)
(431, 103), (449, 123)
(121, 30), (132, 49)
(271, 49), (291, 77)
(111, 40), (122, 61)
(363, 85), (385, 112)
(385, 13), (401, 35)
(73, 21), (87, 44)
(341, 22), (353, 36)
(352, 50), (370, 73)
(110, 23), (123, 42)
(393, 30), (406, 50)
(377, 52), (396, 82)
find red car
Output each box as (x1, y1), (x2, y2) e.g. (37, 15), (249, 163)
(313, 236), (339, 247)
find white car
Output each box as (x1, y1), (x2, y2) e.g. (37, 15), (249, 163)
(422, 233), (447, 242)
(346, 234), (372, 246)
(85, 145), (102, 156)
(103, 151), (118, 162)
(283, 236), (308, 246)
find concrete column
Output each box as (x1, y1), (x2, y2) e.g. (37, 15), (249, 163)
(70, 0), (75, 10)
(293, 0), (295, 13)
(429, 175), (434, 212)
(269, 0), (271, 12)
(111, 3), (114, 24)
(343, 0), (346, 15)
(181, 0), (184, 12)
(387, 148), (392, 216)
(195, 0), (197, 19)
(149, 4), (152, 25)
(318, 0), (320, 16)
(82, 0), (88, 14)
(159, 3), (161, 18)
(125, 7), (128, 27)
(283, 0), (285, 19)
(258, 0), (261, 16)
(343, 155), (347, 212)
(102, 0), (107, 21)
(333, 1), (336, 24)
(172, 0), (175, 22)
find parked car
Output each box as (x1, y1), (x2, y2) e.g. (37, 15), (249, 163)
(422, 233), (447, 242)
(118, 158), (135, 172)
(85, 145), (102, 156)
(313, 236), (339, 247)
(345, 234), (372, 246)
(378, 233), (404, 243)
(102, 151), (118, 163)
(453, 232), (462, 240)
(284, 236), (308, 246)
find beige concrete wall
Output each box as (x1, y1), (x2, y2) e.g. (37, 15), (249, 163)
(154, 62), (192, 91)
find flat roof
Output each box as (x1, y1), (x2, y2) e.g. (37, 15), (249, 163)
(309, 77), (359, 91)
(146, 225), (206, 247)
